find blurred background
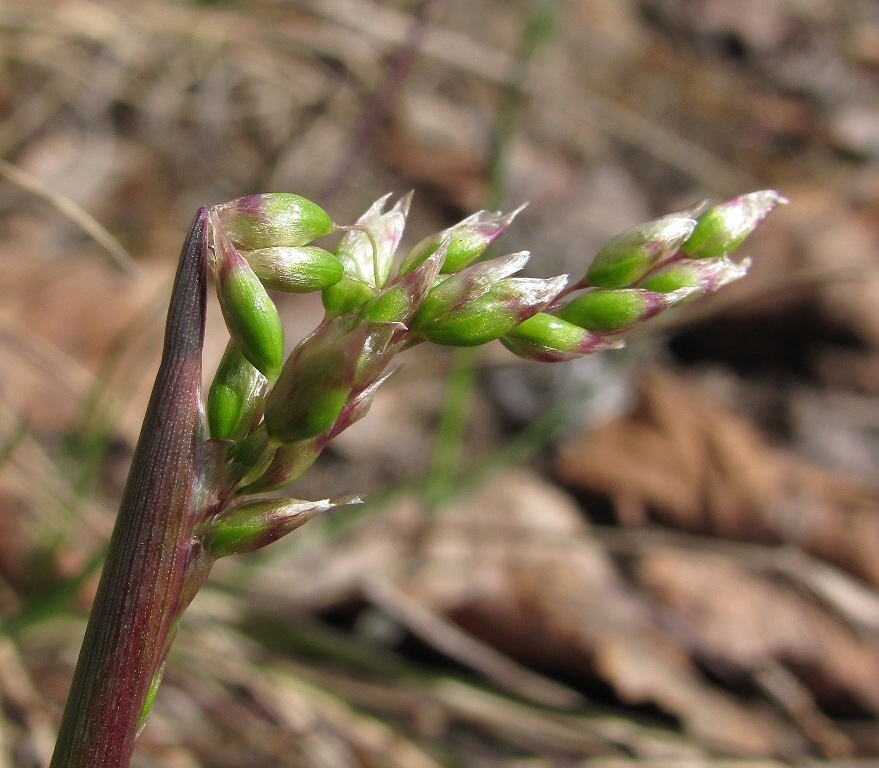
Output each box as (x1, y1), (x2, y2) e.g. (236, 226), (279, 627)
(2, 0), (879, 765)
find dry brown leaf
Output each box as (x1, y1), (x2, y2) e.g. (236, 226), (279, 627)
(780, 185), (879, 348)
(251, 469), (796, 754)
(556, 370), (879, 586)
(400, 471), (794, 756)
(639, 549), (879, 735)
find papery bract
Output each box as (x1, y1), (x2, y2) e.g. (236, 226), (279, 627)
(336, 193), (411, 289)
(399, 205), (525, 276)
(682, 190), (787, 259)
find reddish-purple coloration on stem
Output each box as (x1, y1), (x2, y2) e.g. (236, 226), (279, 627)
(50, 210), (208, 768)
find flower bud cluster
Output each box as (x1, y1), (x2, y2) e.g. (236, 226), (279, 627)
(499, 190), (786, 362)
(200, 189), (785, 557)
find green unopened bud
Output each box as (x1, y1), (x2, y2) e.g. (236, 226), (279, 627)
(638, 255), (749, 294)
(362, 287), (410, 325)
(681, 190), (787, 259)
(399, 205), (525, 276)
(241, 372), (394, 495)
(585, 213), (696, 289)
(214, 193), (334, 250)
(415, 275), (567, 347)
(264, 321), (368, 443)
(337, 193), (410, 289)
(204, 496), (359, 557)
(207, 342), (268, 441)
(415, 251), (530, 327)
(237, 436), (322, 494)
(364, 247), (445, 324)
(242, 246), (343, 293)
(227, 423), (272, 473)
(212, 215), (285, 381)
(322, 276), (376, 318)
(556, 288), (673, 333)
(501, 313), (613, 362)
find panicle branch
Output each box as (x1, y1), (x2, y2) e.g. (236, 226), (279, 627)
(203, 188), (786, 514)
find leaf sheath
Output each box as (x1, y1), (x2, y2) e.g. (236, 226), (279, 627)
(50, 209), (208, 768)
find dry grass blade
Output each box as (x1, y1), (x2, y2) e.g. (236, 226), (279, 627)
(0, 637), (55, 768)
(0, 315), (94, 398)
(260, 670), (446, 768)
(429, 679), (702, 759)
(0, 401), (110, 541)
(593, 527), (879, 635)
(174, 618), (445, 768)
(753, 660), (855, 758)
(363, 574), (584, 710)
(286, 659), (704, 760)
(0, 159), (136, 275)
(305, 0), (756, 194)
